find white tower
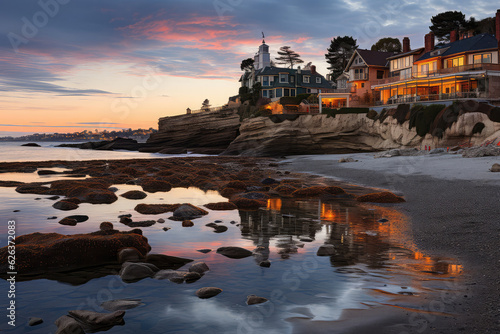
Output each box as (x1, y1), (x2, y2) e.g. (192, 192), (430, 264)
(254, 39), (271, 70)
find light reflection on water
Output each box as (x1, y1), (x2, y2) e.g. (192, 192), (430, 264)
(0, 174), (462, 334)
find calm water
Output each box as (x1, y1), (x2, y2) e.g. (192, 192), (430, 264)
(0, 160), (462, 333)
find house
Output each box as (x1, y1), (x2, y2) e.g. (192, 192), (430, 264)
(372, 9), (500, 105)
(240, 40), (333, 101)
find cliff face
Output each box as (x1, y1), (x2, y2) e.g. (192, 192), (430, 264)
(145, 109), (240, 154)
(222, 112), (500, 156)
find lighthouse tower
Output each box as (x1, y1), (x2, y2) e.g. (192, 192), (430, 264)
(254, 38), (271, 70)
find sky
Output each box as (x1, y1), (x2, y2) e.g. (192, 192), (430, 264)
(0, 0), (498, 137)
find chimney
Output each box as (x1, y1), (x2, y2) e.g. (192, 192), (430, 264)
(496, 9), (500, 45)
(450, 30), (458, 43)
(424, 32), (435, 53)
(297, 66), (301, 74)
(311, 65), (317, 75)
(402, 37), (410, 53)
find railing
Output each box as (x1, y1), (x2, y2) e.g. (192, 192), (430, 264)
(353, 73), (368, 80)
(375, 63), (500, 86)
(375, 91), (482, 106)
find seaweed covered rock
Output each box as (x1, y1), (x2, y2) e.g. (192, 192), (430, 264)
(357, 192), (405, 203)
(140, 179), (172, 193)
(204, 202), (238, 210)
(134, 203), (181, 215)
(292, 186), (345, 197)
(170, 204), (208, 220)
(120, 190), (147, 200)
(229, 197), (267, 210)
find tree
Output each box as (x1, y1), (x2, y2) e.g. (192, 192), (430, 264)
(429, 11), (470, 42)
(371, 37), (401, 52)
(474, 16), (495, 35)
(240, 58), (254, 71)
(325, 36), (358, 81)
(201, 99), (211, 110)
(275, 46), (304, 69)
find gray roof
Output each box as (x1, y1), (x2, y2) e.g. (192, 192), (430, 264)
(255, 66), (332, 89)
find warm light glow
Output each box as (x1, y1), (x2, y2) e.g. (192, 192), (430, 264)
(267, 198), (282, 211)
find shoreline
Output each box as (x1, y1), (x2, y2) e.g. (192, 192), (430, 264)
(283, 152), (500, 333)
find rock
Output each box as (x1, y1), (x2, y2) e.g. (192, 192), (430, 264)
(490, 163), (500, 172)
(429, 148), (447, 154)
(118, 248), (143, 263)
(29, 317), (43, 326)
(120, 262), (157, 282)
(118, 213), (132, 218)
(59, 217), (78, 226)
(217, 246), (253, 259)
(108, 187), (119, 192)
(121, 220), (156, 228)
(463, 146), (500, 158)
(64, 215), (89, 223)
(261, 177), (280, 185)
(119, 216), (133, 224)
(204, 202), (238, 210)
(100, 299), (143, 311)
(16, 184), (50, 195)
(197, 249), (212, 254)
(154, 270), (201, 283)
(213, 225), (228, 233)
(134, 203), (180, 215)
(339, 157), (356, 163)
(141, 180), (172, 193)
(0, 230), (150, 275)
(246, 295), (268, 305)
(317, 244), (335, 256)
(55, 315), (85, 334)
(182, 220), (194, 227)
(162, 227), (170, 231)
(37, 169), (61, 175)
(100, 222), (114, 231)
(67, 310), (125, 332)
(299, 237), (313, 242)
(0, 180), (23, 187)
(52, 200), (79, 211)
(259, 260), (271, 268)
(48, 195), (60, 200)
(21, 143), (41, 147)
(189, 262), (210, 274)
(292, 186), (345, 197)
(239, 192), (270, 200)
(145, 254), (193, 270)
(157, 218), (165, 223)
(121, 190), (147, 200)
(357, 192), (405, 203)
(196, 287), (222, 299)
(230, 221), (237, 224)
(378, 218), (389, 223)
(170, 204), (209, 220)
(229, 197), (267, 210)
(47, 216), (58, 220)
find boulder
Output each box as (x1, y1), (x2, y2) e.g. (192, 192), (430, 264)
(259, 260), (271, 268)
(317, 244), (335, 256)
(197, 249), (212, 254)
(38, 169), (61, 175)
(120, 262), (156, 282)
(261, 177), (280, 185)
(141, 179), (172, 193)
(16, 184), (50, 195)
(134, 203), (180, 215)
(216, 246), (253, 259)
(100, 299), (143, 311)
(66, 215), (89, 223)
(189, 262), (210, 274)
(28, 317), (43, 326)
(154, 270), (201, 283)
(170, 204), (208, 221)
(196, 287), (222, 299)
(0, 230), (151, 275)
(145, 254), (193, 270)
(118, 248), (143, 263)
(100, 222), (114, 231)
(21, 143), (41, 147)
(490, 163), (500, 172)
(55, 315), (85, 334)
(213, 225), (228, 233)
(58, 217), (78, 226)
(292, 186), (345, 197)
(246, 295), (268, 305)
(229, 197), (267, 210)
(121, 190), (147, 200)
(182, 220), (194, 227)
(463, 146), (500, 158)
(52, 200), (79, 211)
(0, 181), (24, 187)
(204, 202), (238, 210)
(356, 192), (405, 203)
(67, 310), (125, 332)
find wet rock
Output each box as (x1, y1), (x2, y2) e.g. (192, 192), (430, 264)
(118, 213), (132, 218)
(58, 217), (78, 226)
(100, 299), (143, 311)
(21, 143), (41, 147)
(339, 157), (357, 163)
(229, 197), (267, 210)
(119, 216), (133, 224)
(490, 163), (500, 172)
(47, 216), (58, 220)
(99, 222), (114, 231)
(52, 200), (79, 211)
(182, 220), (194, 227)
(38, 169), (61, 175)
(66, 215), (88, 223)
(145, 254), (193, 270)
(217, 246), (253, 259)
(0, 230), (151, 275)
(67, 310), (125, 332)
(356, 192), (405, 203)
(16, 184), (50, 195)
(259, 260), (271, 268)
(317, 244), (335, 256)
(197, 249), (212, 254)
(378, 218), (389, 223)
(239, 192), (270, 200)
(108, 187), (119, 192)
(213, 225), (228, 233)
(0, 181), (24, 187)
(121, 190), (147, 200)
(204, 202), (238, 210)
(134, 203), (180, 215)
(246, 295), (268, 305)
(261, 177), (280, 185)
(292, 186), (345, 197)
(162, 227), (171, 231)
(196, 287), (222, 299)
(157, 218), (165, 223)
(230, 221), (237, 224)
(189, 262), (209, 274)
(28, 317), (43, 326)
(205, 222), (217, 228)
(55, 315), (85, 334)
(120, 262), (157, 282)
(170, 204), (209, 221)
(122, 220), (156, 228)
(141, 179), (172, 193)
(462, 146), (500, 158)
(299, 237), (313, 242)
(47, 196), (60, 200)
(118, 248), (143, 263)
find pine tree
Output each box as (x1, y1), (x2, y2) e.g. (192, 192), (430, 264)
(275, 46), (304, 69)
(429, 11), (470, 42)
(371, 37), (401, 52)
(325, 36), (358, 81)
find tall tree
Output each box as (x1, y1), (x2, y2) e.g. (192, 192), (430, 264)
(240, 58), (254, 71)
(325, 36), (358, 81)
(474, 16), (495, 35)
(371, 37), (402, 52)
(429, 11), (469, 42)
(275, 46), (304, 69)
(201, 99), (211, 111)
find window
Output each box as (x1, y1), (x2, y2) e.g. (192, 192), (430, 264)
(279, 73), (288, 83)
(316, 77), (321, 83)
(284, 89), (290, 97)
(269, 90), (274, 98)
(361, 83), (365, 88)
(262, 76), (269, 86)
(377, 70), (384, 79)
(303, 75), (310, 83)
(276, 88), (282, 98)
(421, 64), (429, 75)
(290, 76), (295, 83)
(262, 90), (268, 98)
(291, 89), (296, 97)
(447, 57), (464, 68)
(473, 53), (492, 64)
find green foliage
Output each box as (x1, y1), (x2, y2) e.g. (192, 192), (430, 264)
(371, 37), (402, 52)
(275, 46), (304, 69)
(429, 11), (472, 42)
(473, 16), (495, 35)
(240, 58), (254, 71)
(239, 86), (252, 104)
(366, 109), (378, 120)
(409, 104), (445, 137)
(325, 36), (358, 81)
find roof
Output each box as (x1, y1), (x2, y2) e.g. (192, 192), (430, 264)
(253, 66), (332, 89)
(355, 49), (395, 67)
(416, 33), (498, 62)
(387, 47), (425, 60)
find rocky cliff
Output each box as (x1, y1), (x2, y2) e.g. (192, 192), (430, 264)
(223, 102), (500, 156)
(145, 108), (240, 154)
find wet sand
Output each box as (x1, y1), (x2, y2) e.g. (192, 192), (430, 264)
(283, 153), (500, 334)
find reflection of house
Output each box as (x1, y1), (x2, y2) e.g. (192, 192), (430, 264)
(373, 9), (500, 105)
(240, 40), (333, 101)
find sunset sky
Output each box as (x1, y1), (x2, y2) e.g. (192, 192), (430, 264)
(0, 0), (497, 137)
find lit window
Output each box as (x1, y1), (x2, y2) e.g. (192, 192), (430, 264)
(474, 53), (492, 64)
(316, 77), (321, 83)
(303, 76), (310, 83)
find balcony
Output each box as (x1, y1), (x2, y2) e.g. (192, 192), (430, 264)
(374, 63), (500, 86)
(352, 73), (368, 81)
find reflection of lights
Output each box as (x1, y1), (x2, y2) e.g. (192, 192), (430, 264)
(448, 264), (463, 274)
(414, 251), (432, 263)
(267, 198), (282, 211)
(320, 204), (337, 221)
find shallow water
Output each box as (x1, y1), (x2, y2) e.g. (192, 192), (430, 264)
(0, 170), (462, 334)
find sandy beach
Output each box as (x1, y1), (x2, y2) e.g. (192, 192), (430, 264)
(284, 152), (500, 333)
